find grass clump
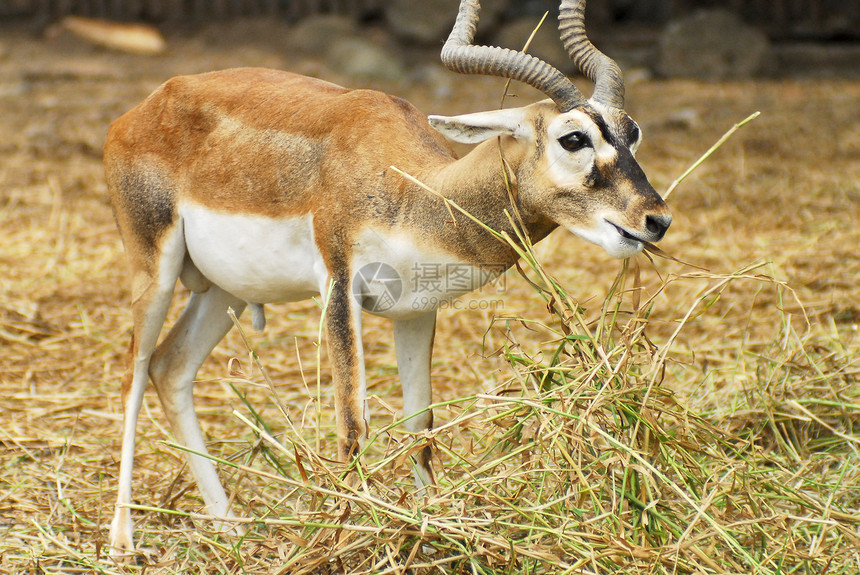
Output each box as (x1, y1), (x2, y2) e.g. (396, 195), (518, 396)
(173, 238), (858, 574)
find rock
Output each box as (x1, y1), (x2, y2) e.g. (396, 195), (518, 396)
(287, 14), (405, 82)
(657, 9), (770, 79)
(493, 16), (572, 73)
(288, 14), (359, 55)
(410, 64), (456, 99)
(385, 0), (504, 44)
(385, 0), (457, 44)
(325, 37), (406, 81)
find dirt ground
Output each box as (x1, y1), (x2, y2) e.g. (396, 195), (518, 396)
(0, 19), (858, 571)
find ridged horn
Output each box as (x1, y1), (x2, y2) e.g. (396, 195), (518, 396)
(441, 0), (586, 112)
(559, 0), (625, 109)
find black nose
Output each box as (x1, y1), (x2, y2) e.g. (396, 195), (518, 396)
(645, 214), (672, 241)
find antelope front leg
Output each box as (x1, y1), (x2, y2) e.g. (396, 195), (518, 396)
(393, 311), (437, 488)
(325, 275), (368, 467)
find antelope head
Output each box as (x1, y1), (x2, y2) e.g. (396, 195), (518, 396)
(429, 0), (671, 258)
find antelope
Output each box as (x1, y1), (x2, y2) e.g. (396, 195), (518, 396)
(105, 0), (671, 555)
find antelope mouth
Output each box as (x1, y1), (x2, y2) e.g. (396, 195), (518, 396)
(607, 221), (644, 243)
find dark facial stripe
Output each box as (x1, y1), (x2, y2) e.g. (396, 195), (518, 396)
(581, 107), (619, 148)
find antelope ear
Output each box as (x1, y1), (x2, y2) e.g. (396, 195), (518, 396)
(428, 108), (529, 144)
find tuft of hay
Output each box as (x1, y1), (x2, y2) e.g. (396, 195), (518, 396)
(192, 232), (858, 574)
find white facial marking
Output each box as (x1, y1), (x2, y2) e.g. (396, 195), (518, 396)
(545, 109), (617, 189)
(569, 217), (645, 259)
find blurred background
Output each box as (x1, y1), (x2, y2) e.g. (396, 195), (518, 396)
(2, 0), (860, 79)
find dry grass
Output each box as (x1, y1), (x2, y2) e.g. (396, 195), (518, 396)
(1, 22), (859, 574)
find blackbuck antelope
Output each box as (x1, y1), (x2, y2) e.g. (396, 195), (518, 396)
(105, 0), (671, 555)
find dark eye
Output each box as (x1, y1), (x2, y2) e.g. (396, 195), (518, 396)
(558, 131), (590, 152)
(628, 125), (640, 145)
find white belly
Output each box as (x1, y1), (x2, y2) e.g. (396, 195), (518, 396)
(180, 207), (502, 317)
(181, 205), (324, 303)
